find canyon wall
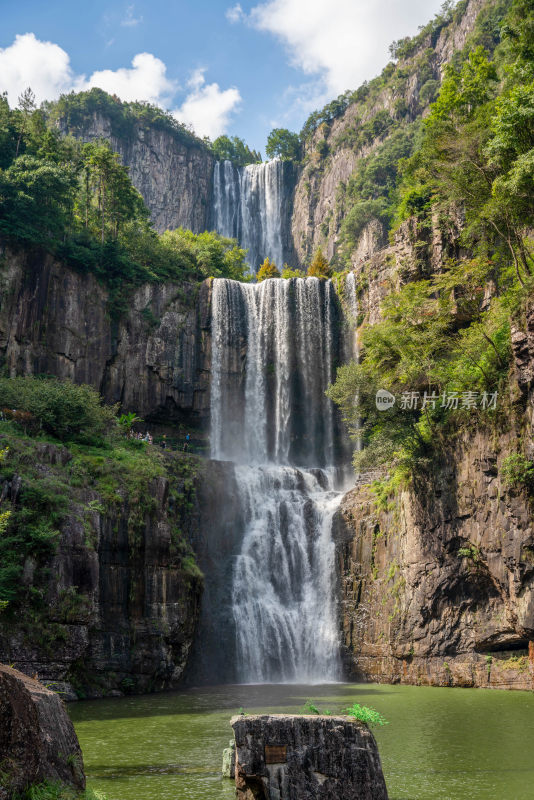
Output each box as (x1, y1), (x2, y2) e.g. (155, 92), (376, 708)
(289, 0), (488, 265)
(0, 241), (212, 429)
(335, 415), (534, 690)
(0, 443), (211, 698)
(59, 112), (214, 233)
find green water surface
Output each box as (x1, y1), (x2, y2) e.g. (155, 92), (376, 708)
(69, 683), (534, 800)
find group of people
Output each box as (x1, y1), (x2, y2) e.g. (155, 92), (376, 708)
(128, 429), (192, 452)
(130, 430), (154, 444)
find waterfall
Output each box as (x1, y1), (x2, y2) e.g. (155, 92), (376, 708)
(210, 277), (344, 683)
(211, 159), (285, 273)
(345, 271), (359, 362)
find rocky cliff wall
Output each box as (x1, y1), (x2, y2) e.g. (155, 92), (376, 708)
(290, 0), (488, 266)
(0, 242), (212, 428)
(0, 441), (233, 698)
(334, 310), (534, 690)
(59, 112), (214, 233)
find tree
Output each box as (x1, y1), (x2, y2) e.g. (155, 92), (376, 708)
(307, 248), (332, 279)
(0, 155), (76, 244)
(15, 87), (36, 157)
(265, 128), (300, 161)
(282, 265), (305, 279)
(211, 135), (260, 166)
(257, 257), (280, 281)
(77, 141), (148, 241)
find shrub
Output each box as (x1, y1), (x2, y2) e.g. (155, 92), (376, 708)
(0, 377), (116, 442)
(501, 453), (534, 491)
(344, 703), (389, 727)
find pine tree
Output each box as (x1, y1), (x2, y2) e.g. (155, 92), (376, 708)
(307, 247), (332, 279)
(257, 257), (281, 281)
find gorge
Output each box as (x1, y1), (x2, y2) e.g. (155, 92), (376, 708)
(0, 0), (533, 737)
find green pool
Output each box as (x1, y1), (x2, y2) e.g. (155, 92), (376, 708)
(69, 683), (534, 800)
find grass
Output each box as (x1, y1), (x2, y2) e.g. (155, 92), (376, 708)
(13, 782), (107, 800)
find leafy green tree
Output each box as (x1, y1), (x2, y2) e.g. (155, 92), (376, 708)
(0, 154), (76, 244)
(257, 257), (280, 281)
(0, 376), (117, 442)
(211, 135), (260, 166)
(265, 128), (300, 161)
(77, 140), (148, 241)
(282, 265), (305, 278)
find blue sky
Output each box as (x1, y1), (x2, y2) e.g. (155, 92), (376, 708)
(0, 0), (445, 155)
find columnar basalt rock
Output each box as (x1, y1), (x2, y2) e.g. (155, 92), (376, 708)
(335, 428), (534, 690)
(0, 664), (85, 799)
(59, 112), (214, 234)
(231, 714), (388, 800)
(0, 243), (212, 428)
(0, 446), (211, 697)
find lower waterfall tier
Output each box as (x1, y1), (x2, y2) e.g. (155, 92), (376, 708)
(232, 464), (342, 683)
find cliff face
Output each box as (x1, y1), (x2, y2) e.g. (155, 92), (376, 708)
(59, 112), (214, 233)
(290, 0), (488, 265)
(0, 242), (212, 428)
(335, 430), (534, 690)
(334, 304), (534, 690)
(0, 441), (234, 698)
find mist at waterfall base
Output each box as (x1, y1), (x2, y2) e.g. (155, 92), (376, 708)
(211, 159), (291, 274)
(207, 276), (351, 685)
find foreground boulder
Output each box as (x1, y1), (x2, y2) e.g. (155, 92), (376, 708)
(231, 714), (388, 800)
(0, 665), (85, 799)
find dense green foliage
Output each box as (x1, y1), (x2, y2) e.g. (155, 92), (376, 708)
(265, 128), (300, 161)
(328, 0), (534, 479)
(0, 378), (201, 618)
(0, 90), (249, 315)
(0, 377), (116, 442)
(12, 781), (106, 800)
(46, 87), (204, 149)
(211, 134), (260, 165)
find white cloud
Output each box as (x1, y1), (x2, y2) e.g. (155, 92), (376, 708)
(226, 3), (245, 24)
(121, 5), (143, 27)
(81, 53), (176, 104)
(0, 33), (240, 138)
(174, 69), (241, 139)
(0, 33), (75, 106)
(248, 0), (444, 97)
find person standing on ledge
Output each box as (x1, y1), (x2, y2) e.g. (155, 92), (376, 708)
(183, 433), (190, 452)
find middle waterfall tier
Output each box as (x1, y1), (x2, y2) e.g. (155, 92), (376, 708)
(210, 277), (344, 469)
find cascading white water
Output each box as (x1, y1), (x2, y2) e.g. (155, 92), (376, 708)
(210, 277), (344, 683)
(212, 159), (285, 273)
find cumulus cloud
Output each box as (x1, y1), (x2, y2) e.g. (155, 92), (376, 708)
(0, 33), (240, 138)
(0, 33), (74, 106)
(174, 69), (241, 139)
(248, 0), (443, 96)
(82, 53), (176, 104)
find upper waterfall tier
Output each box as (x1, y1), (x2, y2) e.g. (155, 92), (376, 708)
(211, 159), (293, 273)
(210, 276), (343, 468)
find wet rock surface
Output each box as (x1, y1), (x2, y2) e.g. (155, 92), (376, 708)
(0, 664), (85, 798)
(231, 714), (388, 800)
